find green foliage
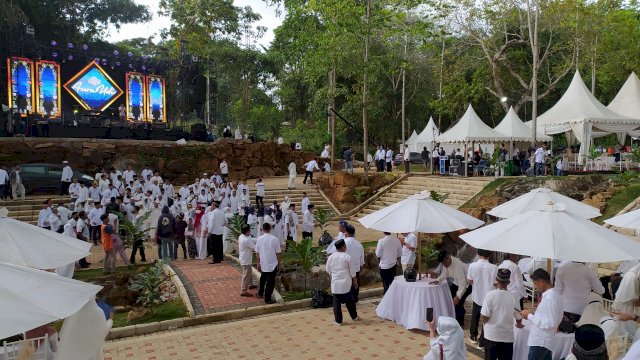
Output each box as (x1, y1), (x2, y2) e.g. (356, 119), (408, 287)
(429, 190), (449, 203)
(280, 121), (330, 153)
(129, 260), (170, 311)
(313, 208), (333, 233)
(120, 211), (153, 249)
(588, 146), (601, 161)
(630, 145), (640, 163)
(614, 171), (640, 187)
(421, 240), (440, 268)
(227, 215), (247, 240)
(284, 237), (324, 295)
(112, 299), (187, 328)
(353, 188), (367, 203)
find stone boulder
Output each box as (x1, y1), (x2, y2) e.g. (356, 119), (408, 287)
(127, 307), (148, 323)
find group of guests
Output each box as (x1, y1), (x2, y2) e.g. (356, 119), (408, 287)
(424, 249), (631, 360)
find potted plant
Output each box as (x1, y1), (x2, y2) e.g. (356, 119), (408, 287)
(314, 207), (334, 246)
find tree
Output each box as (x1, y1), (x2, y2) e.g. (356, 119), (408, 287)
(284, 237), (324, 296)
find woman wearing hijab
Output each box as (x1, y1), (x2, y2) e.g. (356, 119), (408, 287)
(423, 316), (467, 360)
(565, 324), (608, 360)
(576, 293), (619, 339)
(194, 205), (207, 259)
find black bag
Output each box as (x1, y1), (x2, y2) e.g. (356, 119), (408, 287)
(311, 289), (333, 308)
(318, 231), (333, 246)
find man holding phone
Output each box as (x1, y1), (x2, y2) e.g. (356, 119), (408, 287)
(325, 239), (359, 326)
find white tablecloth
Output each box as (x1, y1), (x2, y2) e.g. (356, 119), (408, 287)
(376, 276), (455, 331)
(513, 320), (574, 360)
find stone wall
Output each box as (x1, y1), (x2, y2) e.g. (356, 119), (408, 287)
(0, 138), (317, 182)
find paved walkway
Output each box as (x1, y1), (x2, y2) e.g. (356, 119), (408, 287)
(171, 259), (264, 314)
(104, 300), (483, 360)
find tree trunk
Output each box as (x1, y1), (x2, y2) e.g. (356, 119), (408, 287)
(362, 0), (370, 184)
(527, 0), (540, 146)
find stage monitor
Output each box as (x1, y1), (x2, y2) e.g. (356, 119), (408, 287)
(35, 60), (61, 117)
(145, 75), (166, 122)
(63, 61), (123, 111)
(7, 57), (35, 115)
(126, 72), (146, 121)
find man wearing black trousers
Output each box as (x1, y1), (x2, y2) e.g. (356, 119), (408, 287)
(326, 239), (358, 326)
(255, 222), (280, 304)
(375, 231), (402, 294)
(206, 202), (226, 264)
(435, 251), (472, 327)
(466, 249), (497, 347)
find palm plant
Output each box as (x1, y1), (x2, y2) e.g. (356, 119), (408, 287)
(429, 190), (449, 203)
(284, 237), (324, 296)
(227, 215), (247, 240)
(313, 207), (333, 233)
(128, 259), (169, 312)
(120, 211), (153, 249)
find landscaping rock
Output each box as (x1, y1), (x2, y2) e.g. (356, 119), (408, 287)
(127, 307), (148, 323)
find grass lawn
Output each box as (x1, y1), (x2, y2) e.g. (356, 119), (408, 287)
(112, 299), (188, 328)
(595, 183), (640, 224)
(281, 290), (309, 302)
(73, 263), (150, 282)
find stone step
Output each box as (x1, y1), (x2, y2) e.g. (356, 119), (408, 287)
(390, 188), (480, 197)
(396, 183), (485, 191)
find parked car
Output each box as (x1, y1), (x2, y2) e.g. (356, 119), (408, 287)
(19, 163), (94, 194)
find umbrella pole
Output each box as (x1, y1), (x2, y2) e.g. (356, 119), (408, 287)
(546, 258), (551, 274)
(418, 234), (422, 280)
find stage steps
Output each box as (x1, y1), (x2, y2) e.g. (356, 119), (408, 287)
(354, 176), (492, 218)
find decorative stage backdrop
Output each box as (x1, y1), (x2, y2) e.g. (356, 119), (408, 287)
(35, 60), (61, 117)
(126, 72), (145, 121)
(7, 57), (35, 115)
(146, 75), (166, 122)
(6, 57), (166, 122)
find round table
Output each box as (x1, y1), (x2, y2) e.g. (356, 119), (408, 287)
(375, 276), (455, 331)
(512, 320), (574, 360)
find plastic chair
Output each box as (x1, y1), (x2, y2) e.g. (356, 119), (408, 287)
(523, 280), (537, 307)
(605, 334), (628, 360)
(2, 336), (48, 360)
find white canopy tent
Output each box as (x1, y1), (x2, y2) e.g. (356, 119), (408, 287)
(437, 105), (509, 175)
(409, 117), (441, 153)
(494, 107), (551, 158)
(0, 261), (102, 339)
(608, 72), (640, 138)
(405, 130), (418, 147)
(536, 71), (640, 165)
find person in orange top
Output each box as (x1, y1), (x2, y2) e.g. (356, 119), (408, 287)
(100, 213), (116, 274)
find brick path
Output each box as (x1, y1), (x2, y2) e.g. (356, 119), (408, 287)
(104, 300), (483, 360)
(171, 259), (264, 314)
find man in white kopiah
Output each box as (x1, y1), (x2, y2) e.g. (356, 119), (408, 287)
(466, 249), (498, 346)
(61, 160), (73, 196)
(325, 239), (358, 326)
(287, 158), (297, 190)
(554, 261), (605, 321)
(399, 232), (417, 272)
(325, 220), (347, 254)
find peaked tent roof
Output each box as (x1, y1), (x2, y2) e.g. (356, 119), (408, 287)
(405, 130), (418, 145)
(495, 107), (551, 141)
(413, 117), (440, 143)
(537, 71), (637, 133)
(436, 104), (508, 143)
(608, 72), (640, 119)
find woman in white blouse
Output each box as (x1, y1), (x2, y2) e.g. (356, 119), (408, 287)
(424, 316), (466, 360)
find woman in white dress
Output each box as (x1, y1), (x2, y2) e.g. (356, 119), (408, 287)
(423, 316), (466, 360)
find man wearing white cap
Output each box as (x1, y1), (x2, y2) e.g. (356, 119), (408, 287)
(61, 160), (73, 196)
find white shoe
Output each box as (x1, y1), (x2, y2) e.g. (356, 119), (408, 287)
(333, 321), (342, 326)
(352, 317), (359, 321)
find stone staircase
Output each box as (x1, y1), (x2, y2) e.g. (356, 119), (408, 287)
(0, 195), (70, 225)
(356, 176), (493, 217)
(262, 188), (333, 214)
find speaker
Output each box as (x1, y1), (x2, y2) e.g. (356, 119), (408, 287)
(191, 123), (207, 142)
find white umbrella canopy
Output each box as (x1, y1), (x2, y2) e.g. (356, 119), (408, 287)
(0, 207), (91, 269)
(358, 190), (484, 233)
(604, 208), (640, 230)
(0, 261), (102, 339)
(487, 187), (601, 219)
(461, 204), (640, 263)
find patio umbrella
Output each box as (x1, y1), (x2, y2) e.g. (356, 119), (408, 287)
(0, 261), (102, 339)
(604, 208), (640, 231)
(0, 207), (91, 269)
(358, 191), (484, 277)
(487, 187), (601, 219)
(461, 203), (640, 263)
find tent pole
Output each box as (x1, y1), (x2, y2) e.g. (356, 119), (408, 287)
(418, 234), (422, 280)
(464, 142), (468, 177)
(546, 258), (551, 274)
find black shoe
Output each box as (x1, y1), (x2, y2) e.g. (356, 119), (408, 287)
(266, 299), (277, 304)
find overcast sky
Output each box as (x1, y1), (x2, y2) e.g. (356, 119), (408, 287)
(106, 0), (284, 49)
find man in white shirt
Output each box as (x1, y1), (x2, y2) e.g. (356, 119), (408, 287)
(238, 224), (257, 297)
(68, 178), (80, 203)
(344, 225), (364, 302)
(301, 192), (310, 213)
(375, 231), (402, 294)
(56, 201), (71, 225)
(302, 159), (320, 184)
(435, 251), (471, 326)
(326, 220), (347, 254)
(467, 249), (498, 345)
(89, 182), (101, 203)
(520, 269), (564, 360)
(302, 204), (315, 240)
(60, 160), (73, 196)
(399, 232), (417, 272)
(403, 144), (410, 174)
(498, 253), (527, 309)
(75, 182), (89, 210)
(37, 199), (53, 229)
(75, 211), (91, 268)
(205, 202), (226, 264)
(284, 204), (298, 247)
(481, 269), (523, 360)
(123, 165), (136, 184)
(534, 144), (546, 176)
(48, 208), (62, 233)
(220, 159), (229, 181)
(287, 158), (297, 190)
(255, 222), (281, 304)
(554, 261), (605, 321)
(88, 203), (105, 245)
(255, 178), (265, 207)
(98, 174), (110, 192)
(9, 165), (25, 201)
(326, 239), (359, 325)
(385, 146), (394, 172)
